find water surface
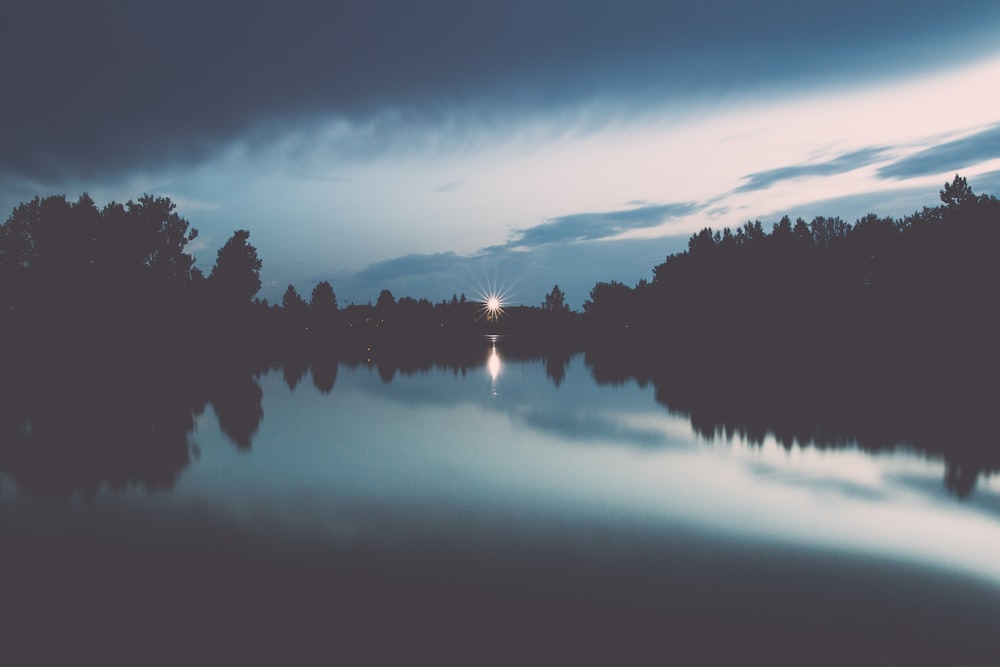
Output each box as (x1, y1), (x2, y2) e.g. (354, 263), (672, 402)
(2, 339), (998, 665)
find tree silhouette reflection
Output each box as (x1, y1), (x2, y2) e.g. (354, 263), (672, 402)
(544, 351), (570, 388)
(0, 352), (268, 499)
(582, 342), (999, 499)
(310, 354), (339, 394)
(207, 369), (264, 451)
(4, 330), (993, 502)
(945, 460), (982, 499)
(281, 353), (309, 392)
(377, 361), (397, 384)
(0, 361), (197, 500)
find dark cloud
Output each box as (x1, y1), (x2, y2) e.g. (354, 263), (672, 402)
(877, 123), (1000, 179)
(509, 202), (703, 246)
(2, 0), (999, 182)
(735, 147), (889, 193)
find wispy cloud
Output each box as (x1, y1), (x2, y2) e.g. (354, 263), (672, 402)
(508, 202), (703, 247)
(735, 147), (889, 193)
(877, 123), (1000, 179)
(355, 252), (472, 285)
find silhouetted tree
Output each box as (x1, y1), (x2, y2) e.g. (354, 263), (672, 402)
(0, 193), (200, 286)
(281, 284), (309, 338)
(542, 284), (570, 313)
(125, 194), (200, 284)
(282, 284), (307, 312)
(583, 281), (634, 329)
(310, 280), (338, 332)
(208, 230), (262, 306)
(940, 174), (976, 209)
(376, 289), (395, 310)
(809, 216), (849, 250)
(0, 193), (208, 355)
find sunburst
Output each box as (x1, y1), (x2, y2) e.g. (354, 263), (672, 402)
(477, 288), (507, 321)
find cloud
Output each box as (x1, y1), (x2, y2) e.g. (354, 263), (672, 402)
(735, 147), (889, 193)
(508, 202), (703, 247)
(877, 123), (1000, 179)
(3, 0), (999, 183)
(354, 252), (473, 286)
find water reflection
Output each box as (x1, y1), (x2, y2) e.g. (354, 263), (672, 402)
(0, 336), (995, 503)
(581, 341), (999, 499)
(487, 338), (501, 395)
(206, 368), (264, 450)
(544, 351), (570, 388)
(0, 356), (265, 500)
(310, 352), (339, 394)
(2, 340), (998, 664)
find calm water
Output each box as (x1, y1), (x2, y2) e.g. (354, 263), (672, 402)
(2, 338), (999, 664)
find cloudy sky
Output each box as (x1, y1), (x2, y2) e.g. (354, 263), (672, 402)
(3, 1), (1000, 308)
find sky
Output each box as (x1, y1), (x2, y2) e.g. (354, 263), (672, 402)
(3, 1), (1000, 308)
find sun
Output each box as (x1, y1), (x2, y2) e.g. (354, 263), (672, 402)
(479, 290), (505, 321)
(474, 280), (512, 322)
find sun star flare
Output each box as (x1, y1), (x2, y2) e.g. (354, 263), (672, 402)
(478, 289), (507, 321)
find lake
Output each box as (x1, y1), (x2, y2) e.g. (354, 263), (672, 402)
(2, 336), (998, 665)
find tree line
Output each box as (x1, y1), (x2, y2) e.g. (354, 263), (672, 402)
(1, 176), (996, 371)
(0, 191), (579, 367)
(583, 176), (998, 372)
(0, 193), (263, 363)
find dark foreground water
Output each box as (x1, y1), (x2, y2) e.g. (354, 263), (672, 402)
(2, 340), (998, 665)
